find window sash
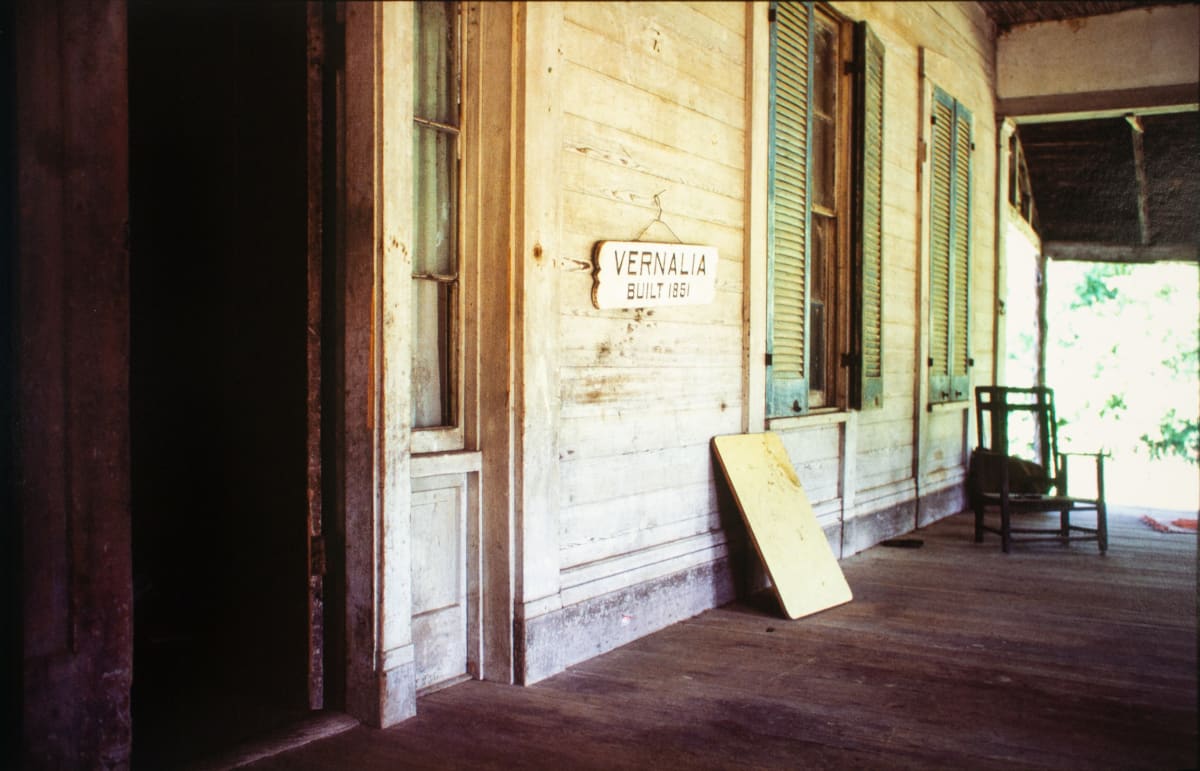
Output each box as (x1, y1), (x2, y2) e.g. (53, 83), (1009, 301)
(767, 3), (885, 418)
(413, 0), (461, 431)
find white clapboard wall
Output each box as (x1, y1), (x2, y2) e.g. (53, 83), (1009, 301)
(543, 0), (996, 616)
(557, 1), (747, 605)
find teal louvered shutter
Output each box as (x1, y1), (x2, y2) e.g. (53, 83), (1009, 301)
(928, 87), (954, 404)
(949, 102), (972, 402)
(767, 1), (813, 417)
(928, 87), (971, 404)
(852, 21), (884, 410)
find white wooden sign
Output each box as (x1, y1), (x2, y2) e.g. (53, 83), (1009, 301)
(591, 241), (719, 309)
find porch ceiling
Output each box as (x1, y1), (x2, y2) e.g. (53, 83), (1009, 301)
(1018, 111), (1200, 259)
(983, 2), (1199, 263)
(981, 1), (1172, 32)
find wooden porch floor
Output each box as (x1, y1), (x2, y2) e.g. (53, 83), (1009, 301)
(245, 510), (1196, 770)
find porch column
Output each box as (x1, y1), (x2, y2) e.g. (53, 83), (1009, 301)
(342, 2), (418, 728)
(14, 0), (133, 765)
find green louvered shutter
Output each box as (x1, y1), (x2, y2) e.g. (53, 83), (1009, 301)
(928, 86), (971, 404)
(949, 102), (972, 401)
(852, 21), (884, 410)
(767, 1), (813, 417)
(928, 87), (955, 403)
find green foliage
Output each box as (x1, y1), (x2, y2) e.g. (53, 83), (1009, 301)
(1046, 261), (1199, 468)
(1163, 344), (1199, 379)
(1069, 263), (1132, 309)
(1013, 254), (1199, 507)
(1140, 409), (1199, 464)
(1100, 393), (1127, 419)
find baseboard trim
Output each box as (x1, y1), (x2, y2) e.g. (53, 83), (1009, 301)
(918, 483), (966, 528)
(842, 499), (917, 557)
(518, 556), (738, 685)
(516, 481), (967, 686)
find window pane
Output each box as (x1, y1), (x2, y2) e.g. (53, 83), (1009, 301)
(810, 301), (826, 395)
(811, 115), (835, 210)
(810, 212), (828, 299)
(812, 18), (836, 117)
(809, 215), (833, 398)
(412, 278), (454, 428)
(412, 0), (460, 432)
(413, 125), (457, 276)
(414, 1), (457, 125)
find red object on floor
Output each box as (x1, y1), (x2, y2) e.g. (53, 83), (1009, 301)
(1141, 515), (1172, 533)
(1139, 515), (1198, 533)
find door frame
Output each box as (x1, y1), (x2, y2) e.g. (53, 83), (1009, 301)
(337, 2), (517, 727)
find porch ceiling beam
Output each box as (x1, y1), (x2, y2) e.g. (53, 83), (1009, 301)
(1043, 241), (1199, 263)
(1000, 83), (1199, 124)
(1125, 114), (1150, 245)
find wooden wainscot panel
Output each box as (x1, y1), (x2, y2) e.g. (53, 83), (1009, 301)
(592, 240), (719, 309)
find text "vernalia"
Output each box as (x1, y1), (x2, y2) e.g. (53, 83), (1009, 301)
(592, 240), (719, 309)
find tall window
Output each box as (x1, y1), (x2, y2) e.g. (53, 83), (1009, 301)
(928, 86), (972, 404)
(767, 1), (884, 417)
(807, 11), (843, 408)
(412, 1), (460, 429)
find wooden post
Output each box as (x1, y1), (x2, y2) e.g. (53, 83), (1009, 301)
(15, 0), (133, 764)
(341, 1), (418, 728)
(1126, 114), (1151, 246)
(1036, 250), (1048, 389)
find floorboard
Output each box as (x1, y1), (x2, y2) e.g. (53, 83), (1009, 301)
(244, 509), (1197, 770)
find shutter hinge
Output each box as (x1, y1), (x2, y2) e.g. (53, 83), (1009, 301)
(768, 7), (777, 23)
(840, 352), (859, 368)
(927, 356), (934, 367)
(844, 60), (862, 76)
(968, 357), (975, 367)
(930, 115), (937, 125)
(765, 353), (774, 366)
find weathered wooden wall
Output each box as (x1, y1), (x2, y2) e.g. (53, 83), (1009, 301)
(518, 0), (998, 683)
(815, 0), (996, 540)
(6, 0), (1012, 755)
(556, 0), (747, 607)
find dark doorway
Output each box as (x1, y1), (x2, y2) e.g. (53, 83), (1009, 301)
(130, 2), (311, 765)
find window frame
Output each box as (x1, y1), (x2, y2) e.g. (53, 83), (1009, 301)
(411, 0), (467, 453)
(806, 9), (853, 411)
(766, 1), (884, 420)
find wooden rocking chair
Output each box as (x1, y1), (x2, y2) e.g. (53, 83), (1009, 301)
(969, 386), (1108, 553)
